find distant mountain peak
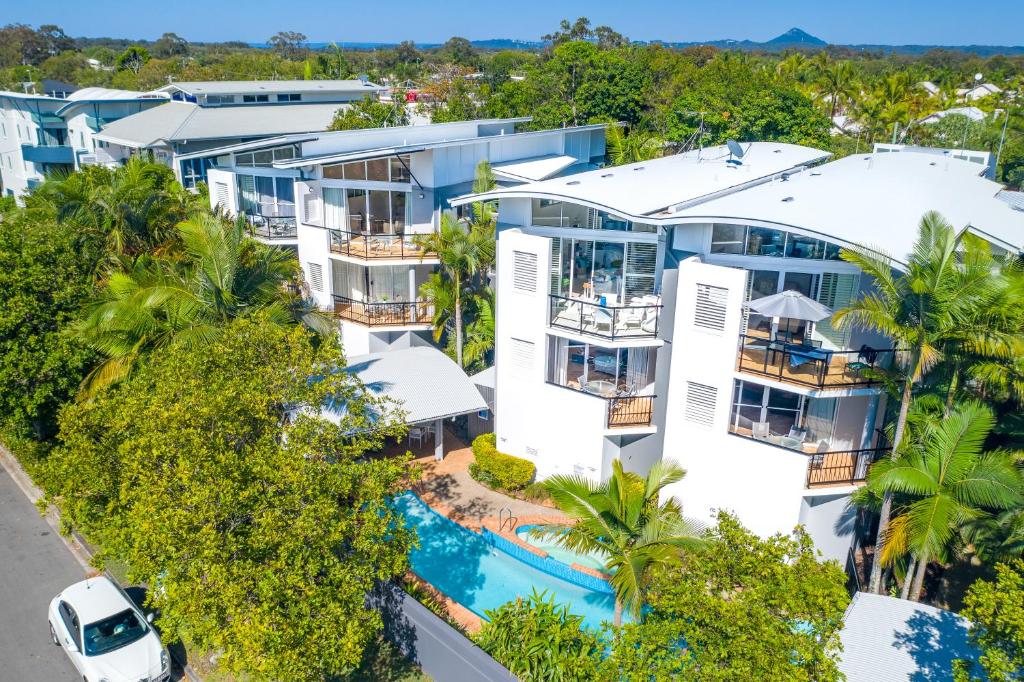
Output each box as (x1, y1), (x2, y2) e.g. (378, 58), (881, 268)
(766, 28), (827, 46)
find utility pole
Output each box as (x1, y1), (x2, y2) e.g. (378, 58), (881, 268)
(995, 104), (1012, 176)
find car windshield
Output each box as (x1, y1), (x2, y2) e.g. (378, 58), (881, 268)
(83, 609), (147, 656)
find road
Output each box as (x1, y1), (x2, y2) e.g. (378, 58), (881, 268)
(0, 466), (84, 681)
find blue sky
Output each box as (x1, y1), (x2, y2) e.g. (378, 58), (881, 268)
(7, 0), (1022, 46)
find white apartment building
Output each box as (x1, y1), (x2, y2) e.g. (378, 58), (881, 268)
(455, 142), (1024, 565)
(94, 80), (385, 190)
(202, 117), (608, 356)
(0, 87), (166, 199)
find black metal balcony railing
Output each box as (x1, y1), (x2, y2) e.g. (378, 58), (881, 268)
(548, 294), (661, 341)
(806, 447), (890, 487)
(736, 334), (895, 390)
(329, 229), (435, 260)
(332, 295), (433, 327)
(606, 395), (656, 428)
(545, 380), (657, 428)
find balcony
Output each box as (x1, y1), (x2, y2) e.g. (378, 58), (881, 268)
(333, 295), (433, 327)
(728, 426), (889, 488)
(329, 229), (436, 261)
(21, 143), (73, 165)
(549, 294), (661, 342)
(606, 394), (656, 428)
(736, 334), (894, 390)
(246, 202), (297, 240)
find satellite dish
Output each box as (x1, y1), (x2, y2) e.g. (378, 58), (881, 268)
(727, 139), (745, 159)
(974, 73), (983, 82)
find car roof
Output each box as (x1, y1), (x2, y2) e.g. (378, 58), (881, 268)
(60, 577), (133, 624)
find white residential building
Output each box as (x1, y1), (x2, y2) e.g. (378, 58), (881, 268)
(0, 88), (164, 199)
(201, 117), (608, 356)
(92, 80), (386, 190)
(455, 142), (1024, 566)
(957, 83), (1002, 102)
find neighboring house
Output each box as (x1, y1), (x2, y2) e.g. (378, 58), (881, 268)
(0, 87), (165, 199)
(918, 80), (940, 97)
(917, 106), (988, 125)
(201, 117), (607, 357)
(830, 114), (863, 136)
(0, 91), (72, 197)
(468, 366), (496, 441)
(453, 141), (1024, 566)
(957, 83), (1002, 101)
(155, 79), (384, 106)
(839, 592), (980, 681)
(92, 101), (345, 189)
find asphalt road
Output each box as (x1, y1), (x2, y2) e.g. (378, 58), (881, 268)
(0, 467), (84, 682)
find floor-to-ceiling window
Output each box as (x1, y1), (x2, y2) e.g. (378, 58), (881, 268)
(546, 336), (657, 396)
(553, 237), (659, 304)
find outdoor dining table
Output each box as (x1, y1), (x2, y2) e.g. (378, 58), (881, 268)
(582, 379), (617, 397)
(785, 343), (831, 368)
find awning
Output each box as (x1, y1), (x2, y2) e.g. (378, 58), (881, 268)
(491, 154), (579, 182)
(325, 346), (486, 425)
(273, 145), (427, 169)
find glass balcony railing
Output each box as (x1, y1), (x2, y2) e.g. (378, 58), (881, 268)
(245, 202), (297, 239)
(548, 294), (661, 341)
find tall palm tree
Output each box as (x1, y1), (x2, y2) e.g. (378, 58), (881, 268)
(866, 401), (1022, 601)
(813, 56), (857, 120)
(416, 212), (492, 367)
(77, 214), (311, 396)
(532, 459), (705, 626)
(462, 290), (495, 371)
(835, 211), (1002, 593)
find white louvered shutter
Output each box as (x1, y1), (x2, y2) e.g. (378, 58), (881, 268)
(814, 273), (860, 349)
(684, 381), (717, 428)
(693, 283), (729, 334)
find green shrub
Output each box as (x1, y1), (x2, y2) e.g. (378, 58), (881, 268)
(523, 481), (551, 503)
(469, 433), (535, 491)
(476, 589), (603, 681)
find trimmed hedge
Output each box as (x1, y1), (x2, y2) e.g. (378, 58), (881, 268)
(468, 433), (535, 491)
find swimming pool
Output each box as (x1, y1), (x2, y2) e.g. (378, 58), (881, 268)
(392, 492), (622, 629)
(515, 525), (610, 573)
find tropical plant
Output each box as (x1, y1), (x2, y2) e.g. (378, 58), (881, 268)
(532, 459), (704, 626)
(462, 290), (495, 371)
(835, 211), (1007, 593)
(865, 400), (1023, 601)
(955, 559), (1024, 682)
(76, 213), (321, 396)
(415, 211), (492, 367)
(44, 315), (413, 681)
(476, 589), (603, 681)
(605, 123), (663, 165)
(606, 512), (849, 681)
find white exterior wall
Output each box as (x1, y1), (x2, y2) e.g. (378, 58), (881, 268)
(493, 229), (611, 479)
(206, 168), (238, 215)
(298, 223), (333, 309)
(0, 104), (46, 198)
(660, 258), (811, 536)
(799, 493), (857, 563)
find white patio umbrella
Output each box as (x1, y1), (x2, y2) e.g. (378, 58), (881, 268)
(744, 290), (832, 321)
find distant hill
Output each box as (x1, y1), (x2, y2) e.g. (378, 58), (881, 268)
(262, 28), (1024, 57)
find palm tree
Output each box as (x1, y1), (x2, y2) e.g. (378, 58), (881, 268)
(865, 401), (1022, 601)
(813, 56), (857, 120)
(463, 290), (495, 371)
(532, 459), (705, 626)
(77, 214), (313, 395)
(835, 211), (1003, 593)
(415, 212), (492, 367)
(606, 124), (664, 166)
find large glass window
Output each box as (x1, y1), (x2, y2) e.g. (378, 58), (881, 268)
(546, 336), (657, 395)
(366, 158), (389, 182)
(235, 145), (298, 167)
(711, 224), (746, 254)
(390, 155), (411, 182)
(368, 190), (390, 233)
(730, 381), (805, 440)
(596, 211), (630, 231)
(785, 233), (824, 259)
(533, 199), (563, 227)
(746, 227), (786, 257)
(555, 237), (658, 303)
(530, 199), (650, 232)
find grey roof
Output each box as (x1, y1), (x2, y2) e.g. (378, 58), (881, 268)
(998, 190), (1024, 212)
(343, 346), (486, 424)
(838, 593), (979, 682)
(470, 366), (495, 389)
(93, 101), (342, 147)
(158, 79), (384, 95)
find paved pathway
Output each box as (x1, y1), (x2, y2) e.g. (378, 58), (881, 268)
(0, 466), (85, 681)
(412, 439), (565, 529)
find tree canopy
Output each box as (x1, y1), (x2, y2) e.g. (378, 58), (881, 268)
(43, 315), (413, 680)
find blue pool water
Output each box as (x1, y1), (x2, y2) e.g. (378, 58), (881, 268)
(515, 524), (610, 572)
(393, 492), (622, 629)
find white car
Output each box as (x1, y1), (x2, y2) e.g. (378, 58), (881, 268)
(47, 576), (170, 682)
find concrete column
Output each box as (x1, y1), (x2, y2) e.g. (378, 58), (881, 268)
(434, 418), (444, 461)
(860, 393), (880, 450)
(408, 267), (417, 323)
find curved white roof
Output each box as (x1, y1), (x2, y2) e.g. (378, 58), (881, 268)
(456, 142), (831, 218)
(159, 80), (384, 95)
(673, 150), (1024, 260)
